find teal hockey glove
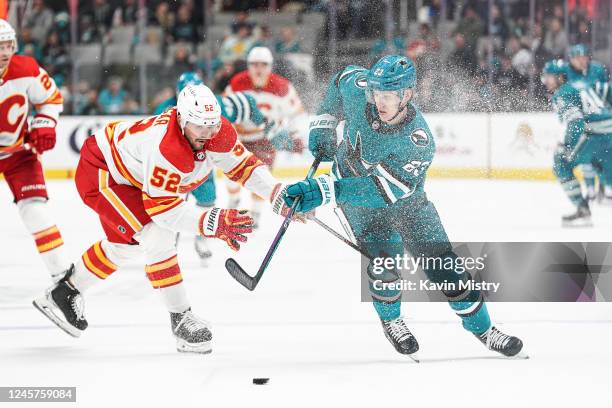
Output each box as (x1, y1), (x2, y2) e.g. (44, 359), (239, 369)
(283, 174), (336, 213)
(308, 114), (338, 161)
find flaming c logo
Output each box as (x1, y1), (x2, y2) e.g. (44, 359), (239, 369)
(0, 94), (27, 135)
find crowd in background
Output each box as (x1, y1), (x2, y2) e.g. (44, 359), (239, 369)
(5, 0), (609, 114)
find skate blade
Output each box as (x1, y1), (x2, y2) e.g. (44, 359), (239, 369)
(508, 351), (529, 360)
(32, 297), (82, 338)
(175, 338), (212, 354)
(562, 219), (593, 228)
(408, 352), (420, 363)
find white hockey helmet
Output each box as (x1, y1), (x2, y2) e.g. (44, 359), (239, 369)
(0, 19), (17, 51)
(247, 46), (273, 65)
(176, 84), (221, 130)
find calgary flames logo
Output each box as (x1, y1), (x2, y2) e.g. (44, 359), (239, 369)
(0, 94), (27, 135)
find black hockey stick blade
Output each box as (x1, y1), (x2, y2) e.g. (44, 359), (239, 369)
(225, 156), (322, 290)
(225, 257), (257, 291)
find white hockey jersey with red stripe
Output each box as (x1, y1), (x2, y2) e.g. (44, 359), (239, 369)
(225, 71), (304, 142)
(93, 108), (279, 234)
(0, 55), (63, 156)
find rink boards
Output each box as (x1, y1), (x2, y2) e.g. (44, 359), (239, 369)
(31, 113), (565, 180)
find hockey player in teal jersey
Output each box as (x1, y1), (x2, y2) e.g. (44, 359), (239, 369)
(566, 44), (610, 200)
(542, 59), (612, 226)
(283, 55), (524, 358)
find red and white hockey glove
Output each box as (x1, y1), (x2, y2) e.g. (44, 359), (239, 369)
(199, 207), (254, 251)
(28, 115), (57, 154)
(270, 183), (313, 223)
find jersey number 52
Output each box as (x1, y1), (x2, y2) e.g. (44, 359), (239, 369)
(150, 166), (181, 193)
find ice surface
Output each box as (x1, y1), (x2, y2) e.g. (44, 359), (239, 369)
(1, 179), (611, 408)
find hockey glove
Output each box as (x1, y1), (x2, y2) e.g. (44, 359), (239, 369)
(199, 208), (253, 251)
(308, 114), (338, 161)
(28, 115), (57, 154)
(283, 175), (336, 213)
(270, 183), (312, 222)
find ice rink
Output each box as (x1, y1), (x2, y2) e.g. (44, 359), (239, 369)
(1, 178), (611, 408)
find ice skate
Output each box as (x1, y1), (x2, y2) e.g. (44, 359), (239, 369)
(171, 309), (212, 354)
(381, 317), (419, 361)
(33, 265), (87, 338)
(476, 326), (526, 358)
(562, 203), (592, 227)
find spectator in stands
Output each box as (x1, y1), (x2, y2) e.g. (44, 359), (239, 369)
(230, 11), (255, 34)
(447, 32), (478, 77)
(54, 12), (71, 46)
(573, 18), (590, 45)
(152, 1), (175, 32)
(253, 24), (276, 50)
(488, 4), (510, 45)
(543, 17), (568, 59)
(41, 31), (69, 86)
(97, 76), (138, 115)
(114, 0), (139, 26)
(170, 4), (199, 45)
(91, 0), (114, 34)
(22, 0), (55, 47)
(453, 6), (484, 50)
(218, 24), (255, 63)
(167, 44), (194, 80)
(18, 28), (42, 60)
(79, 15), (99, 44)
(72, 81), (100, 115)
(348, 0), (370, 38)
(276, 27), (301, 54)
(530, 24), (552, 70)
(495, 55), (527, 111)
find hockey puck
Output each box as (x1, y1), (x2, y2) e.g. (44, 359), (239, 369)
(253, 378), (269, 385)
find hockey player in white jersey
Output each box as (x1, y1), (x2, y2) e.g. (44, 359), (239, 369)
(224, 46), (306, 227)
(33, 84), (299, 354)
(0, 19), (68, 282)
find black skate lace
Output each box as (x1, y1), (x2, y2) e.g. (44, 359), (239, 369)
(486, 328), (510, 349)
(386, 319), (412, 341)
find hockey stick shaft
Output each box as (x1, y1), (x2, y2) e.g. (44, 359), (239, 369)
(311, 216), (372, 260)
(225, 156), (322, 290)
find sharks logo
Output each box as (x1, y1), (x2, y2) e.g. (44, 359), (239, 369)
(345, 131), (376, 175)
(410, 129), (429, 147)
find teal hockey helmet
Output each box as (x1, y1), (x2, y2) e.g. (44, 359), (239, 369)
(542, 59), (568, 76)
(541, 59), (568, 86)
(568, 44), (589, 58)
(367, 55), (417, 92)
(176, 71), (203, 95)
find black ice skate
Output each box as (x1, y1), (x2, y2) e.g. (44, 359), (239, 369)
(381, 317), (419, 361)
(476, 326), (526, 358)
(194, 235), (212, 261)
(171, 308), (212, 354)
(33, 265), (88, 338)
(562, 203), (592, 227)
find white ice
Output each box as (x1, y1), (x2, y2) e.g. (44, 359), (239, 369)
(1, 179), (611, 408)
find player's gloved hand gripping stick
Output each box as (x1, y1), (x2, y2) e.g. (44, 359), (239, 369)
(225, 156), (322, 290)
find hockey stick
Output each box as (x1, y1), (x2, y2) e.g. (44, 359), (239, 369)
(225, 156), (322, 290)
(311, 216), (372, 260)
